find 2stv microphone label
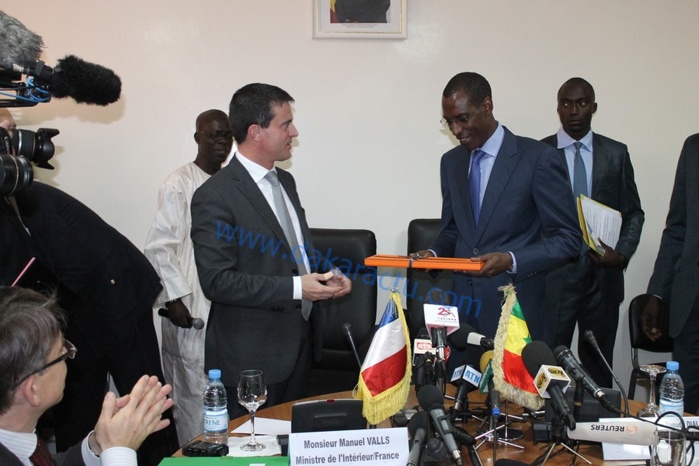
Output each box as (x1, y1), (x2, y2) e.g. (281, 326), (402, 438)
(423, 304), (460, 337)
(533, 365), (571, 398)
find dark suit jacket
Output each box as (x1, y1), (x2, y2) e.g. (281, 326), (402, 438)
(542, 133), (644, 305)
(0, 441), (84, 466)
(647, 133), (699, 338)
(191, 156), (319, 387)
(0, 182), (162, 357)
(430, 127), (581, 341)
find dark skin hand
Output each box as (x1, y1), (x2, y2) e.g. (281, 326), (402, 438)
(410, 250), (513, 277)
(166, 300), (194, 328)
(587, 239), (627, 268)
(641, 295), (663, 342)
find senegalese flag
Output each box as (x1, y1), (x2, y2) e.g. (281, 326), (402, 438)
(354, 289), (412, 425)
(491, 284), (544, 410)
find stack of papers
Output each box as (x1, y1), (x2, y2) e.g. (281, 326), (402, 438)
(576, 195), (622, 255)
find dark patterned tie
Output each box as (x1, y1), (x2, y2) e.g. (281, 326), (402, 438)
(572, 141), (588, 198)
(468, 149), (486, 224)
(30, 437), (55, 466)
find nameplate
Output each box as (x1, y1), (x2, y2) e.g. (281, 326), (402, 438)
(288, 427), (408, 466)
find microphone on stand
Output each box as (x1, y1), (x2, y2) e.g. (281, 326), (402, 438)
(406, 411), (428, 466)
(553, 345), (617, 414)
(417, 384), (465, 466)
(583, 330), (630, 416)
(342, 322), (363, 370)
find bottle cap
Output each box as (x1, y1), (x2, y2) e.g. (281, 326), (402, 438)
(209, 369), (222, 379)
(666, 361), (679, 371)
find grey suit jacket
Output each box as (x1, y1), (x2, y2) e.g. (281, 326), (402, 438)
(0, 440), (85, 466)
(430, 127), (582, 341)
(191, 156), (317, 387)
(647, 133), (699, 338)
(542, 133), (645, 305)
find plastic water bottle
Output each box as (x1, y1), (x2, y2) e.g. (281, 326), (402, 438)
(658, 361), (684, 417)
(203, 369), (228, 444)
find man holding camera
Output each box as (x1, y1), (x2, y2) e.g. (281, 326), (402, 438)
(0, 108), (179, 466)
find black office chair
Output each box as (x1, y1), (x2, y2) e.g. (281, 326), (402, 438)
(405, 219), (454, 341)
(628, 294), (673, 400)
(307, 228), (377, 396)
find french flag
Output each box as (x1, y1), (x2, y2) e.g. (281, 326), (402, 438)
(355, 291), (411, 424)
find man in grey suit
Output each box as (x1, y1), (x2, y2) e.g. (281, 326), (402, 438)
(644, 134), (699, 414)
(412, 72), (581, 370)
(542, 77), (644, 388)
(191, 83), (351, 418)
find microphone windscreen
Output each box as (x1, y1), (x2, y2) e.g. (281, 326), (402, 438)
(407, 411), (428, 438)
(479, 350), (494, 373)
(0, 11), (43, 67)
(416, 384), (444, 411)
(521, 340), (557, 378)
(52, 55), (121, 105)
(448, 323), (476, 350)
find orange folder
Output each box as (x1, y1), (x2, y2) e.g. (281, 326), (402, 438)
(364, 254), (484, 271)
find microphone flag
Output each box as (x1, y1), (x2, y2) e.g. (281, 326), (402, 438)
(491, 284), (544, 410)
(355, 288), (412, 425)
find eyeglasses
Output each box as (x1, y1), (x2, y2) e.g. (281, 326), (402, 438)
(13, 340), (77, 389)
(200, 131), (233, 141)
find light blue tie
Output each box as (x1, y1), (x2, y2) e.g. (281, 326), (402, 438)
(265, 170), (312, 320)
(469, 149), (486, 224)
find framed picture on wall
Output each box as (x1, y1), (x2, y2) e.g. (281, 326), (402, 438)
(313, 0), (407, 39)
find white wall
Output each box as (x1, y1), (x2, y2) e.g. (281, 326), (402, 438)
(4, 1), (698, 399)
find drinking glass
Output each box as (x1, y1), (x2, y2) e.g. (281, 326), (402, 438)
(637, 365), (666, 418)
(650, 429), (686, 466)
(237, 369), (268, 451)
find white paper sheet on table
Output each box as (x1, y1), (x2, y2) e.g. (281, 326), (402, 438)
(231, 417), (291, 436)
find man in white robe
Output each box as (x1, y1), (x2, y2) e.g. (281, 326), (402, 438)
(144, 109), (233, 444)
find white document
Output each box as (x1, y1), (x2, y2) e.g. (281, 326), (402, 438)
(577, 195), (622, 254)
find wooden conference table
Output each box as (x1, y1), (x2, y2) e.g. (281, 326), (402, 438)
(176, 388), (649, 466)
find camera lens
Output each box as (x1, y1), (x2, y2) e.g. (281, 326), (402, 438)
(13, 128), (59, 169)
(0, 153), (34, 196)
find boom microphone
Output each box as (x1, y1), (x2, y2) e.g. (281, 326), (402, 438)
(14, 55), (122, 106)
(0, 10), (43, 67)
(553, 345), (617, 414)
(417, 384), (464, 466)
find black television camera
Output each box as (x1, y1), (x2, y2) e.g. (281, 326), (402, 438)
(0, 125), (58, 196)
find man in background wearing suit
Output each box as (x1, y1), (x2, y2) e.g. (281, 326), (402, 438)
(644, 134), (699, 414)
(191, 83), (351, 418)
(542, 77), (644, 388)
(0, 286), (173, 466)
(412, 72), (581, 370)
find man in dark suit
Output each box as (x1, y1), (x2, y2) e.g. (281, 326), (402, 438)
(0, 286), (174, 466)
(412, 72), (581, 369)
(643, 134), (699, 414)
(191, 83), (351, 418)
(542, 77), (644, 388)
